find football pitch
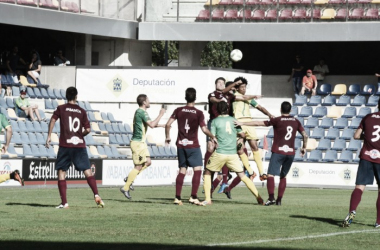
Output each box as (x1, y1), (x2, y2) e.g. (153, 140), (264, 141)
(1, 186), (380, 250)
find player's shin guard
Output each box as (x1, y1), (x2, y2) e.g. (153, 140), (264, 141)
(204, 174), (212, 202)
(222, 166), (229, 184)
(138, 164), (149, 174)
(204, 151), (212, 168)
(227, 176), (241, 192)
(349, 188), (363, 212)
(0, 173), (10, 184)
(241, 176), (259, 197)
(253, 151), (264, 175)
(86, 175), (99, 195)
(277, 178), (287, 202)
(58, 180), (67, 204)
(175, 173), (185, 199)
(239, 153), (253, 175)
(267, 176), (275, 201)
(191, 170), (202, 198)
(123, 169), (139, 191)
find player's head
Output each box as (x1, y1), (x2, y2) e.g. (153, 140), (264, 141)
(215, 77), (226, 91)
(235, 77), (247, 95)
(66, 87), (78, 101)
(217, 101), (229, 115)
(281, 101), (292, 115)
(225, 81), (236, 92)
(378, 98), (380, 109)
(185, 88), (196, 103)
(137, 94), (150, 108)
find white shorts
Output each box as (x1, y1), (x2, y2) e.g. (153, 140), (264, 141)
(31, 71), (39, 78)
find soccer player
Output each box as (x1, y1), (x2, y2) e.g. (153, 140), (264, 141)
(233, 76), (275, 181)
(46, 87), (104, 209)
(165, 88), (217, 205)
(120, 94), (165, 199)
(202, 102), (264, 206)
(342, 99), (380, 228)
(0, 113), (24, 186)
(235, 101), (307, 206)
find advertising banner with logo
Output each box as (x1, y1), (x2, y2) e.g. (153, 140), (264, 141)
(76, 68), (261, 103)
(102, 159), (194, 186)
(0, 160), (23, 187)
(22, 159), (102, 184)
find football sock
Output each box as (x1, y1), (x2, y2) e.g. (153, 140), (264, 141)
(349, 188), (363, 212)
(227, 176), (241, 192)
(86, 176), (99, 195)
(240, 175), (259, 197)
(191, 170), (202, 198)
(204, 151), (212, 168)
(0, 173), (10, 184)
(377, 191), (380, 224)
(222, 166), (229, 184)
(138, 164), (149, 174)
(204, 174), (212, 202)
(212, 177), (221, 193)
(175, 173), (185, 199)
(58, 180), (67, 204)
(267, 176), (275, 201)
(253, 150), (264, 175)
(123, 169), (139, 191)
(239, 153), (253, 175)
(277, 178), (287, 202)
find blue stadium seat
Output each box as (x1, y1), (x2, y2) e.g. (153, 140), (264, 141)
(361, 84), (376, 95)
(353, 150), (360, 163)
(346, 84), (361, 96)
(86, 147), (99, 159)
(264, 151), (272, 161)
(338, 150), (353, 163)
(347, 138), (361, 151)
(40, 121), (49, 132)
(45, 99), (54, 110)
(148, 146), (156, 159)
(294, 138), (301, 149)
(115, 134), (125, 146)
(351, 95), (366, 106)
(331, 138), (346, 151)
(267, 127), (274, 138)
(312, 106), (327, 118)
(37, 144), (50, 158)
(316, 138), (331, 150)
(108, 134), (118, 144)
(10, 120), (20, 132)
(170, 146), (177, 158)
(101, 112), (109, 121)
(304, 117), (319, 128)
(317, 83), (332, 95)
(0, 97), (7, 108)
(52, 99), (59, 109)
(47, 88), (56, 99)
(298, 106), (313, 117)
(356, 107), (371, 118)
(322, 150), (337, 162)
(307, 95), (322, 106)
(319, 117), (333, 129)
(45, 145), (56, 158)
(296, 127), (310, 139)
(118, 123), (128, 134)
(30, 144), (44, 158)
(97, 146), (110, 159)
(111, 123), (122, 133)
(6, 98), (15, 109)
(310, 127), (325, 139)
(38, 110), (47, 121)
(40, 88), (49, 99)
(348, 117), (362, 129)
(336, 95), (351, 106)
(12, 86), (20, 96)
(105, 123), (115, 133)
(36, 133), (45, 144)
(27, 87), (36, 98)
(322, 95), (336, 106)
(333, 117), (348, 129)
(33, 88), (43, 99)
(163, 146), (175, 159)
(366, 95), (379, 107)
(5, 144), (24, 158)
(98, 122), (107, 133)
(158, 146), (170, 158)
(0, 108), (17, 121)
(341, 107), (357, 118)
(307, 150), (322, 162)
(340, 128), (355, 140)
(84, 134), (101, 146)
(10, 132), (23, 144)
(325, 128), (340, 140)
(258, 137), (272, 149)
(294, 95), (307, 106)
(110, 145), (127, 159)
(152, 146), (163, 159)
(22, 144), (34, 157)
(88, 112), (102, 122)
(28, 132), (39, 144)
(60, 89), (67, 100)
(124, 124), (133, 134)
(53, 89), (63, 99)
(77, 101), (86, 110)
(296, 116), (304, 125)
(122, 134), (131, 146)
(18, 121), (28, 133)
(290, 106), (298, 116)
(84, 101), (99, 112)
(107, 112), (122, 123)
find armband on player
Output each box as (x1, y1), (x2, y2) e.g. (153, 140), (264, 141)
(250, 99), (258, 107)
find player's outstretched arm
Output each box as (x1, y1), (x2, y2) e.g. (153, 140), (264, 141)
(46, 118), (56, 148)
(165, 118), (175, 145)
(256, 105), (275, 119)
(146, 108), (165, 129)
(235, 95), (262, 101)
(354, 128), (364, 140)
(201, 126), (218, 147)
(234, 120), (265, 127)
(300, 131), (308, 156)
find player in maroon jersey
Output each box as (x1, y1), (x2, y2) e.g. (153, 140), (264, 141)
(342, 100), (380, 228)
(166, 88), (217, 205)
(235, 101), (307, 206)
(45, 87), (104, 209)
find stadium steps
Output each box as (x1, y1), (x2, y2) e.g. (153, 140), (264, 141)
(163, 0), (205, 22)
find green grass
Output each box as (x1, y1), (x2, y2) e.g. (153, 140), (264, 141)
(1, 186), (380, 250)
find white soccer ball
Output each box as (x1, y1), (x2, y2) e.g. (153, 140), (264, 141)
(230, 49), (243, 62)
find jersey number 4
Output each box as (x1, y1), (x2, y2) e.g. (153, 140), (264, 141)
(225, 122), (232, 134)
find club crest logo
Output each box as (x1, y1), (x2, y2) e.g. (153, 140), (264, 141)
(113, 78), (122, 92)
(292, 167), (299, 178)
(107, 74), (128, 98)
(344, 169), (351, 180)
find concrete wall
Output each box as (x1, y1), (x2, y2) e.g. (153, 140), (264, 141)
(145, 0), (172, 21)
(178, 41), (207, 67)
(39, 66), (76, 90)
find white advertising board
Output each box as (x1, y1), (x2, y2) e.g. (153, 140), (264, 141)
(76, 68), (261, 103)
(0, 159), (23, 187)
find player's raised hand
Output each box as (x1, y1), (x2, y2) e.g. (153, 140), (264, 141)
(253, 95), (262, 99)
(234, 121), (243, 127)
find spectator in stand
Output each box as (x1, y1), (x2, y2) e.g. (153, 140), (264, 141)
(300, 69), (318, 96)
(27, 52), (42, 84)
(6, 46), (26, 83)
(15, 87), (43, 121)
(54, 50), (70, 66)
(313, 59), (329, 83)
(288, 55), (304, 97)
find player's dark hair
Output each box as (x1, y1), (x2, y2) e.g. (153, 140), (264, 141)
(378, 98), (380, 109)
(66, 87), (78, 101)
(185, 88), (196, 103)
(137, 94), (147, 106)
(217, 101), (229, 115)
(225, 81), (234, 88)
(215, 77), (226, 85)
(234, 76), (247, 85)
(281, 101), (292, 114)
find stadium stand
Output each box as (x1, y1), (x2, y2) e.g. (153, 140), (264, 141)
(346, 84), (361, 96)
(322, 149), (337, 162)
(312, 106), (327, 117)
(322, 95), (336, 106)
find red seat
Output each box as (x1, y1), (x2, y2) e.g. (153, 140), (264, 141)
(251, 9), (265, 19)
(41, 0), (59, 9)
(246, 0), (261, 4)
(212, 9), (225, 20)
(349, 8), (364, 19)
(335, 8), (347, 19)
(219, 0), (233, 5)
(17, 0), (37, 6)
(288, 0), (302, 4)
(225, 9), (238, 20)
(279, 8), (293, 19)
(196, 10), (211, 20)
(278, 0), (288, 4)
(293, 8), (307, 18)
(307, 8), (321, 18)
(358, 0), (371, 3)
(266, 9), (278, 19)
(0, 0), (16, 3)
(329, 0), (345, 3)
(347, 0), (358, 4)
(301, 0), (313, 4)
(261, 0), (275, 4)
(364, 8), (379, 19)
(238, 9), (253, 19)
(232, 0), (245, 5)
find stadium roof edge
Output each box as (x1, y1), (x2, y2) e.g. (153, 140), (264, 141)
(0, 3), (137, 39)
(139, 22), (380, 42)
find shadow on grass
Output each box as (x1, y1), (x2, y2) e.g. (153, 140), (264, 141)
(290, 215), (368, 227)
(6, 202), (54, 208)
(0, 240), (305, 250)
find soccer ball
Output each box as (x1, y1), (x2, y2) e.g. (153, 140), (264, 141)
(230, 49), (243, 62)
